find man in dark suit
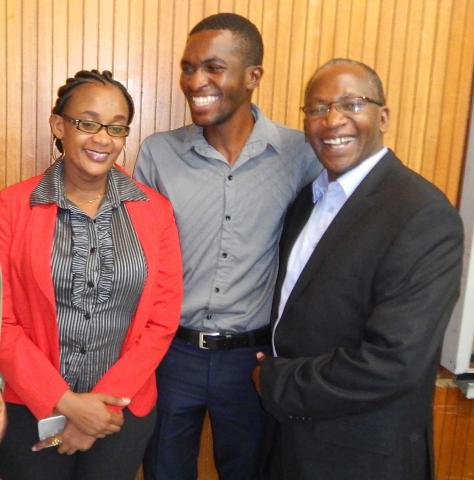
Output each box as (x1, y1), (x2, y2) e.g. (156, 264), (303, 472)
(252, 58), (464, 480)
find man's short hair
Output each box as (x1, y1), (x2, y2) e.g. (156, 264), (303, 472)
(305, 58), (386, 105)
(190, 13), (263, 66)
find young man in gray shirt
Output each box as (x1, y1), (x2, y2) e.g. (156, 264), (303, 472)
(134, 13), (319, 480)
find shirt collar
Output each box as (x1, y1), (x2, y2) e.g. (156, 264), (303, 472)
(31, 159), (147, 208)
(312, 147), (388, 203)
(183, 104), (282, 157)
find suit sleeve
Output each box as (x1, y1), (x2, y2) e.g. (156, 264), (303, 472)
(260, 202), (463, 422)
(91, 197), (182, 403)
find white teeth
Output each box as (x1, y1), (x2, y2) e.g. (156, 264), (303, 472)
(192, 96), (218, 106)
(86, 149), (108, 160)
(323, 137), (353, 145)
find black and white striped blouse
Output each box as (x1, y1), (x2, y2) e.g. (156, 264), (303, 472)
(31, 160), (148, 392)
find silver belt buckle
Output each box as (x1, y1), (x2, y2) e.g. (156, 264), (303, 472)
(199, 331), (220, 349)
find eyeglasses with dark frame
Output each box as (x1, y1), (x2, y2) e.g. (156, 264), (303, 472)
(61, 114), (130, 137)
(301, 96), (385, 118)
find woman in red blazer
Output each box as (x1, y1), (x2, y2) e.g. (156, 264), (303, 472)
(0, 70), (183, 480)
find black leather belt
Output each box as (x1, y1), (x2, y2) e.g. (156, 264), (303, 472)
(176, 325), (271, 350)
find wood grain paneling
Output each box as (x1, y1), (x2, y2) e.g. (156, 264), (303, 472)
(1, 0), (472, 205)
(434, 383), (474, 480)
(1, 2), (474, 480)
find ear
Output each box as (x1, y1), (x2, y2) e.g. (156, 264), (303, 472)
(379, 106), (390, 134)
(246, 65), (264, 91)
(49, 114), (65, 140)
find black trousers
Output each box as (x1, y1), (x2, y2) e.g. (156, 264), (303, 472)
(0, 403), (156, 480)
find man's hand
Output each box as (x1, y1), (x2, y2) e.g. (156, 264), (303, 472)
(252, 352), (267, 395)
(55, 391), (129, 437)
(0, 391), (7, 441)
(32, 420), (96, 455)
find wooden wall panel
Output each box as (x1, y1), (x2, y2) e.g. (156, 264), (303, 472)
(0, 0), (6, 186)
(5, 0), (22, 186)
(1, 0), (473, 205)
(434, 383), (474, 480)
(37, 0), (54, 175)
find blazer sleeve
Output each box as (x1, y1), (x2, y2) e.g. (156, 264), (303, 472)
(0, 187), (70, 419)
(91, 195), (183, 404)
(260, 201), (463, 422)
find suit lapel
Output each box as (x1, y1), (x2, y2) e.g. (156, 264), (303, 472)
(281, 151), (399, 317)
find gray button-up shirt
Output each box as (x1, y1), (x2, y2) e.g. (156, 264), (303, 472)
(135, 105), (320, 333)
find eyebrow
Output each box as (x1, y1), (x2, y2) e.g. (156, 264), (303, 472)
(75, 110), (128, 123)
(181, 56), (227, 65)
(308, 94), (366, 103)
(202, 56), (226, 63)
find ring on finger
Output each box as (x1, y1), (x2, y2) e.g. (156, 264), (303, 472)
(50, 436), (63, 447)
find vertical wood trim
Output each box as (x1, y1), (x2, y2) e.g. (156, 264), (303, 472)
(37, 0), (53, 174)
(125, 0), (144, 163)
(6, 0), (22, 185)
(140, 0), (159, 143)
(271, 0), (293, 123)
(98, 0), (114, 71)
(21, 0), (37, 180)
(0, 0), (7, 186)
(155, 0), (175, 132)
(407, 0), (437, 176)
(83, 0), (99, 68)
(67, 0), (84, 74)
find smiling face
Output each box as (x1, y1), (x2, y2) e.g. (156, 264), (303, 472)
(304, 64), (389, 180)
(179, 29), (262, 128)
(49, 82), (130, 186)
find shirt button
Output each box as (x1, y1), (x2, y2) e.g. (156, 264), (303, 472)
(84, 313), (91, 320)
(87, 280), (94, 288)
(222, 252), (228, 258)
(90, 247), (96, 254)
(206, 314), (212, 320)
(215, 287), (220, 293)
(79, 347), (86, 354)
(227, 175), (233, 180)
(225, 215), (231, 221)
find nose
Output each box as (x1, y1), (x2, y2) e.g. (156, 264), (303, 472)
(324, 106), (347, 128)
(90, 126), (112, 144)
(182, 68), (208, 92)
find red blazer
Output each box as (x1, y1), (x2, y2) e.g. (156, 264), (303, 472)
(0, 170), (183, 420)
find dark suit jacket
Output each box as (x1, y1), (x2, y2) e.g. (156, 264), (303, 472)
(260, 150), (463, 480)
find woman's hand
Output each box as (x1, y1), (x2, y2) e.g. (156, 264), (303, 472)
(55, 390), (129, 437)
(32, 420), (96, 454)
